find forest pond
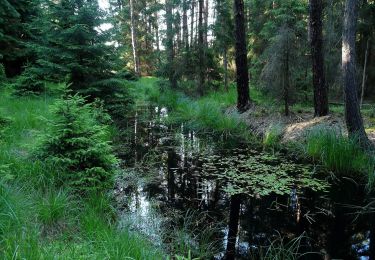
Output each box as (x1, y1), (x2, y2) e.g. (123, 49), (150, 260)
(115, 106), (372, 260)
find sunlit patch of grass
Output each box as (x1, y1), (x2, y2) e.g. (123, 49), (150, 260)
(305, 126), (374, 179)
(263, 123), (284, 149)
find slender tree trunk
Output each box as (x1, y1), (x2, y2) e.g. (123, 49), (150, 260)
(204, 0), (209, 46)
(224, 47), (228, 91)
(234, 0), (250, 112)
(284, 43), (290, 116)
(360, 38), (369, 107)
(197, 0), (205, 95)
(166, 0), (177, 88)
(154, 11), (161, 65)
(183, 0), (189, 50)
(175, 11), (181, 52)
(225, 195), (241, 260)
(342, 0), (370, 148)
(129, 0), (140, 75)
(190, 0), (195, 47)
(309, 0), (329, 117)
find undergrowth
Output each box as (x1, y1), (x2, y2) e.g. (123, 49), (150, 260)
(0, 85), (163, 259)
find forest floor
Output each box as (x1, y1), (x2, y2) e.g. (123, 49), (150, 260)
(226, 103), (375, 145)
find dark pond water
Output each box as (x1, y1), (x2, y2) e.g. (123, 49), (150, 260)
(115, 106), (374, 260)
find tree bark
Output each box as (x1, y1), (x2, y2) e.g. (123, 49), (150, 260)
(197, 0), (205, 95)
(234, 0), (250, 112)
(284, 41), (290, 117)
(204, 0), (209, 47)
(182, 0), (189, 50)
(360, 38), (369, 108)
(166, 0), (177, 88)
(154, 11), (161, 65)
(309, 0), (329, 117)
(129, 0), (140, 75)
(224, 47), (228, 92)
(342, 0), (370, 148)
(190, 0), (195, 47)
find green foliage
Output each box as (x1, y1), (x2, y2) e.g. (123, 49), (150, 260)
(263, 123), (284, 149)
(36, 189), (72, 227)
(305, 126), (375, 178)
(38, 94), (118, 193)
(0, 89), (163, 259)
(203, 151), (328, 196)
(89, 78), (134, 124)
(13, 66), (45, 96)
(0, 0), (40, 77)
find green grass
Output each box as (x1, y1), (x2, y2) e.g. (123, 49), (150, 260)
(0, 85), (164, 259)
(263, 123), (284, 149)
(304, 126), (374, 181)
(133, 78), (254, 140)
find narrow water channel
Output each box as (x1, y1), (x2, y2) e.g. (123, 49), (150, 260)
(115, 105), (372, 259)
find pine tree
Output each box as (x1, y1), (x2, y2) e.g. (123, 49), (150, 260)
(0, 0), (40, 77)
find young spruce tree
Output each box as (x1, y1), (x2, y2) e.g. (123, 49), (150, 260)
(39, 93), (117, 194)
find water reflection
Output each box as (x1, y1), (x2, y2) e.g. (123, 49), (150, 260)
(117, 106), (371, 259)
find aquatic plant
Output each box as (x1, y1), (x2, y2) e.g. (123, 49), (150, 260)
(203, 151), (328, 197)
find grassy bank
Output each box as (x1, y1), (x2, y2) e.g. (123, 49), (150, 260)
(134, 77), (375, 187)
(132, 77), (255, 141)
(0, 86), (163, 259)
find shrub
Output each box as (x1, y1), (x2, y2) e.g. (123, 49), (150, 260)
(13, 66), (45, 95)
(38, 94), (118, 194)
(89, 78), (134, 125)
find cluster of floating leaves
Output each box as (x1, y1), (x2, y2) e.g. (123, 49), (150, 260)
(201, 149), (329, 197)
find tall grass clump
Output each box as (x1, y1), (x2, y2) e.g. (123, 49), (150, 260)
(36, 189), (73, 229)
(0, 182), (43, 259)
(251, 233), (318, 260)
(165, 210), (221, 259)
(263, 123), (284, 149)
(305, 126), (374, 178)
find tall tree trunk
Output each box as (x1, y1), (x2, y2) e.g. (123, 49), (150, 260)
(166, 0), (177, 88)
(190, 0), (195, 47)
(175, 11), (181, 52)
(154, 11), (161, 65)
(224, 47), (228, 92)
(342, 0), (370, 147)
(183, 0), (189, 50)
(129, 0), (140, 75)
(234, 0), (250, 112)
(197, 0), (205, 95)
(309, 0), (329, 117)
(204, 0), (209, 46)
(360, 38), (369, 107)
(284, 41), (290, 117)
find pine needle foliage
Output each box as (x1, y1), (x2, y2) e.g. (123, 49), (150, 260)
(38, 93), (118, 194)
